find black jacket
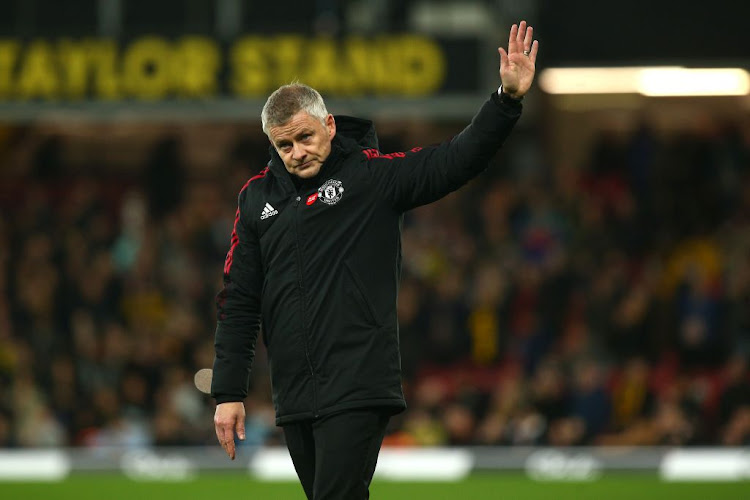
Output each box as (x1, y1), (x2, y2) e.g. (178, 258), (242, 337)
(212, 91), (522, 425)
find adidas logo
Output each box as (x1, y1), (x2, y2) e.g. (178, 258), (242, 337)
(260, 202), (278, 220)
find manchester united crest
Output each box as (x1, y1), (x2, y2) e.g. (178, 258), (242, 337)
(318, 179), (344, 205)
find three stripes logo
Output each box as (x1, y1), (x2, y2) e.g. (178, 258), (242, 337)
(260, 202), (278, 220)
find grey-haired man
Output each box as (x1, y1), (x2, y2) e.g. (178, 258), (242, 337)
(211, 21), (538, 499)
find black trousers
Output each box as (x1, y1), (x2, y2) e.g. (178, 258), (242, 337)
(282, 408), (391, 500)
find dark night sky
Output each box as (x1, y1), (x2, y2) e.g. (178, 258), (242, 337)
(537, 0), (749, 67)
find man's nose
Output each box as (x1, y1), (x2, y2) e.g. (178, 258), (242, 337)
(292, 143), (306, 161)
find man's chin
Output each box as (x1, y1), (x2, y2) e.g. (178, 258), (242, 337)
(294, 164), (321, 179)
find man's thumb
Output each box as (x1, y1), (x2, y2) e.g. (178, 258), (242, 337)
(236, 417), (245, 440)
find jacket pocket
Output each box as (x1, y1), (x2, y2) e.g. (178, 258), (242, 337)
(343, 260), (383, 328)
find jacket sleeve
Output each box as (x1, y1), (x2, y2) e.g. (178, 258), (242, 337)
(211, 185), (263, 404)
(367, 91), (522, 212)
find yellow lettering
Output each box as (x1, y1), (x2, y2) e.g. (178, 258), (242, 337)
(369, 38), (395, 95)
(0, 34), (448, 102)
(230, 37), (269, 97)
(173, 36), (220, 98)
(301, 38), (339, 94)
(88, 40), (121, 99)
(57, 38), (93, 99)
(122, 37), (171, 99)
(394, 36), (445, 96)
(0, 41), (19, 99)
(272, 35), (304, 88)
(337, 38), (370, 96)
(16, 40), (59, 100)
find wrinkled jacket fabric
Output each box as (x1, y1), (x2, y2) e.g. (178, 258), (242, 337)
(212, 92), (522, 425)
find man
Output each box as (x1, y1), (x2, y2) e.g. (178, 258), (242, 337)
(212, 21), (539, 499)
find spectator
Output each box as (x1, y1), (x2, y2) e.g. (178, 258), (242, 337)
(0, 110), (748, 448)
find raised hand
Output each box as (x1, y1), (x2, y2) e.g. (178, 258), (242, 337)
(498, 20), (539, 99)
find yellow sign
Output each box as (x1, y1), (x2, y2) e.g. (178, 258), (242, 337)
(0, 35), (447, 101)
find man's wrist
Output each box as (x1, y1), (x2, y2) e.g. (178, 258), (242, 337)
(214, 395), (245, 404)
(498, 85), (524, 103)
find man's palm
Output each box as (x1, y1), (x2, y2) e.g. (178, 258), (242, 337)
(498, 20), (539, 98)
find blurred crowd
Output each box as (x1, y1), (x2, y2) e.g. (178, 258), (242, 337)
(1, 113), (750, 451)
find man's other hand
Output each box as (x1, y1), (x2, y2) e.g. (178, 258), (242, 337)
(498, 20), (539, 99)
(214, 402), (246, 460)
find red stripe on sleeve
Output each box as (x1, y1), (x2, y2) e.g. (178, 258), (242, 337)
(362, 146), (423, 160)
(222, 167), (268, 275)
(223, 206), (242, 275)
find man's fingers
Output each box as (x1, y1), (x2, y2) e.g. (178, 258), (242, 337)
(508, 23), (518, 54)
(236, 416), (246, 441)
(225, 435), (236, 460)
(218, 426), (236, 460)
(523, 26), (534, 53)
(215, 421), (236, 460)
(529, 40), (540, 64)
(215, 423), (227, 451)
(517, 20), (527, 47)
(214, 420), (223, 443)
(498, 47), (509, 72)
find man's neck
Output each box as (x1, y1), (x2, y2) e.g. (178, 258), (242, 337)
(290, 170), (321, 192)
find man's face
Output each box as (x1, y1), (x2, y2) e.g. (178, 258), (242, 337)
(269, 111), (336, 179)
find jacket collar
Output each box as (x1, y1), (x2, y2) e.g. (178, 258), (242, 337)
(266, 115), (380, 191)
(267, 134), (362, 191)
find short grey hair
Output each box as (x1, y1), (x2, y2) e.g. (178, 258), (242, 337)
(261, 83), (328, 136)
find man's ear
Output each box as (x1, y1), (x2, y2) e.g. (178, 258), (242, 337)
(326, 114), (336, 140)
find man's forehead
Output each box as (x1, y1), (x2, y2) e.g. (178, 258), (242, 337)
(269, 111), (322, 141)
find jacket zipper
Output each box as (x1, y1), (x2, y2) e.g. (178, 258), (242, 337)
(293, 195), (319, 417)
